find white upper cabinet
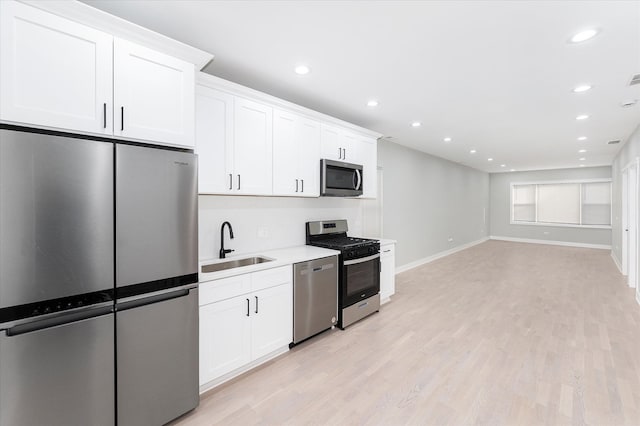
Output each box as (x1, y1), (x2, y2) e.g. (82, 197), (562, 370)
(0, 1), (196, 148)
(0, 0), (113, 135)
(321, 124), (361, 164)
(195, 87), (273, 195)
(195, 86), (234, 194)
(114, 38), (195, 147)
(360, 136), (378, 199)
(233, 97), (273, 195)
(273, 109), (320, 197)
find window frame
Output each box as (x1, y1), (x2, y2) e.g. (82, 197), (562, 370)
(510, 178), (612, 229)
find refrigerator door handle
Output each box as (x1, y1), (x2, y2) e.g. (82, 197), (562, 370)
(4, 306), (113, 337)
(116, 288), (192, 312)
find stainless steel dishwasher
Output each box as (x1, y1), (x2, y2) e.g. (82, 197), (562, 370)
(292, 256), (338, 344)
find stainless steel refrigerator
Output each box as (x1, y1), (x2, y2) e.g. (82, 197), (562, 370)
(0, 126), (199, 426)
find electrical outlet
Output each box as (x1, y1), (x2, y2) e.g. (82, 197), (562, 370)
(448, 237), (454, 242)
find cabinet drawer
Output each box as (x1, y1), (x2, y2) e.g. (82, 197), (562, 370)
(251, 266), (292, 292)
(199, 274), (251, 306)
(381, 244), (395, 258)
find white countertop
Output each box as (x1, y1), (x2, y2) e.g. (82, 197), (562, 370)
(199, 245), (340, 283)
(377, 238), (397, 245)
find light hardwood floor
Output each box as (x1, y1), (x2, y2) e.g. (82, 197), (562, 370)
(174, 241), (640, 425)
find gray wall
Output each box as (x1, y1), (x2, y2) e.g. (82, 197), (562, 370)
(489, 167), (612, 246)
(611, 123), (640, 262)
(378, 140), (490, 268)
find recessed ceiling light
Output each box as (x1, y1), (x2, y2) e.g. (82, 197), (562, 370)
(500, 164), (506, 167)
(579, 157), (586, 161)
(411, 122), (421, 127)
(367, 100), (378, 107)
(443, 137), (452, 142)
(510, 169), (516, 172)
(570, 29), (599, 43)
(576, 114), (589, 120)
(577, 136), (587, 141)
(469, 149), (476, 154)
(578, 149), (587, 153)
(487, 158), (493, 162)
(294, 65), (310, 75)
(573, 85), (592, 93)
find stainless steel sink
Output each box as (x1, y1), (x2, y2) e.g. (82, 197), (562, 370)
(201, 256), (273, 273)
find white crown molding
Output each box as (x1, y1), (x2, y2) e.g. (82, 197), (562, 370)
(489, 236), (611, 250)
(19, 0), (214, 69)
(197, 72), (383, 140)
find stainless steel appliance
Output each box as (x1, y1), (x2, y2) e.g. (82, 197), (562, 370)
(306, 220), (380, 328)
(292, 256), (338, 344)
(320, 159), (363, 197)
(0, 126), (199, 426)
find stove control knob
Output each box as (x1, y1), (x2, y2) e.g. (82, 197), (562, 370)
(348, 251), (355, 258)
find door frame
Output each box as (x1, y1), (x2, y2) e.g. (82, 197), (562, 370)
(622, 158), (639, 289)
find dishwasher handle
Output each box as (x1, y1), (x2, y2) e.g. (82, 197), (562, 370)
(4, 305), (113, 337)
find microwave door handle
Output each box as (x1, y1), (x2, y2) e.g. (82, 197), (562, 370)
(355, 169), (362, 190)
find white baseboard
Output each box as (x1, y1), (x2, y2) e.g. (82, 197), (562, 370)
(489, 236), (611, 250)
(636, 291), (640, 307)
(611, 252), (624, 274)
(199, 345), (289, 395)
(395, 237), (489, 275)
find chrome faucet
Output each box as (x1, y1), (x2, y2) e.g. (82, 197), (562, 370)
(219, 221), (234, 259)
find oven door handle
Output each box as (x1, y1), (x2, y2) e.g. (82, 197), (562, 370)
(343, 253), (380, 266)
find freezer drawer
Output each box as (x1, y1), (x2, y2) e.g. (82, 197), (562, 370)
(0, 128), (114, 309)
(115, 144), (198, 293)
(0, 308), (115, 426)
(293, 256), (338, 344)
(117, 288), (199, 426)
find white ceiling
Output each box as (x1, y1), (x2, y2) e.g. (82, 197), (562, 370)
(83, 0), (640, 173)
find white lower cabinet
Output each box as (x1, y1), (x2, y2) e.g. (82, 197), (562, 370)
(199, 266), (292, 388)
(380, 242), (396, 303)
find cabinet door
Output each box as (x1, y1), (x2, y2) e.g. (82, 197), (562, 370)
(273, 110), (321, 197)
(113, 38), (195, 147)
(272, 109), (300, 196)
(321, 124), (342, 161)
(380, 245), (396, 302)
(196, 86), (234, 194)
(251, 283), (292, 360)
(199, 296), (251, 386)
(360, 137), (378, 199)
(296, 116), (321, 197)
(339, 131), (359, 163)
(233, 97), (273, 195)
(0, 1), (113, 135)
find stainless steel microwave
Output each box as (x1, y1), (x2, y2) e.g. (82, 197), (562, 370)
(320, 159), (363, 197)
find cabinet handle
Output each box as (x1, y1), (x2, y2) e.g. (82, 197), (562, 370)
(255, 296), (259, 314)
(301, 179), (304, 192)
(379, 263), (381, 273)
(295, 179), (299, 192)
(103, 103), (107, 129)
(338, 147), (342, 159)
(383, 249), (391, 253)
(343, 148), (346, 160)
(237, 174), (241, 190)
(229, 174), (233, 190)
(246, 298), (250, 316)
(120, 106), (124, 131)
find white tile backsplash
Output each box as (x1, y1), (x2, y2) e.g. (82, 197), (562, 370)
(198, 195), (364, 260)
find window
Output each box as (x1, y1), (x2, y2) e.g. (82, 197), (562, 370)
(511, 179), (611, 228)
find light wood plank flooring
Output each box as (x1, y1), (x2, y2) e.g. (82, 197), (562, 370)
(174, 240), (640, 425)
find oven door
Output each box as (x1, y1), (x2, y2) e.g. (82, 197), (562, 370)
(341, 254), (380, 307)
(321, 159), (363, 197)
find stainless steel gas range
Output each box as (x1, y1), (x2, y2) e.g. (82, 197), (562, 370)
(306, 220), (380, 328)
